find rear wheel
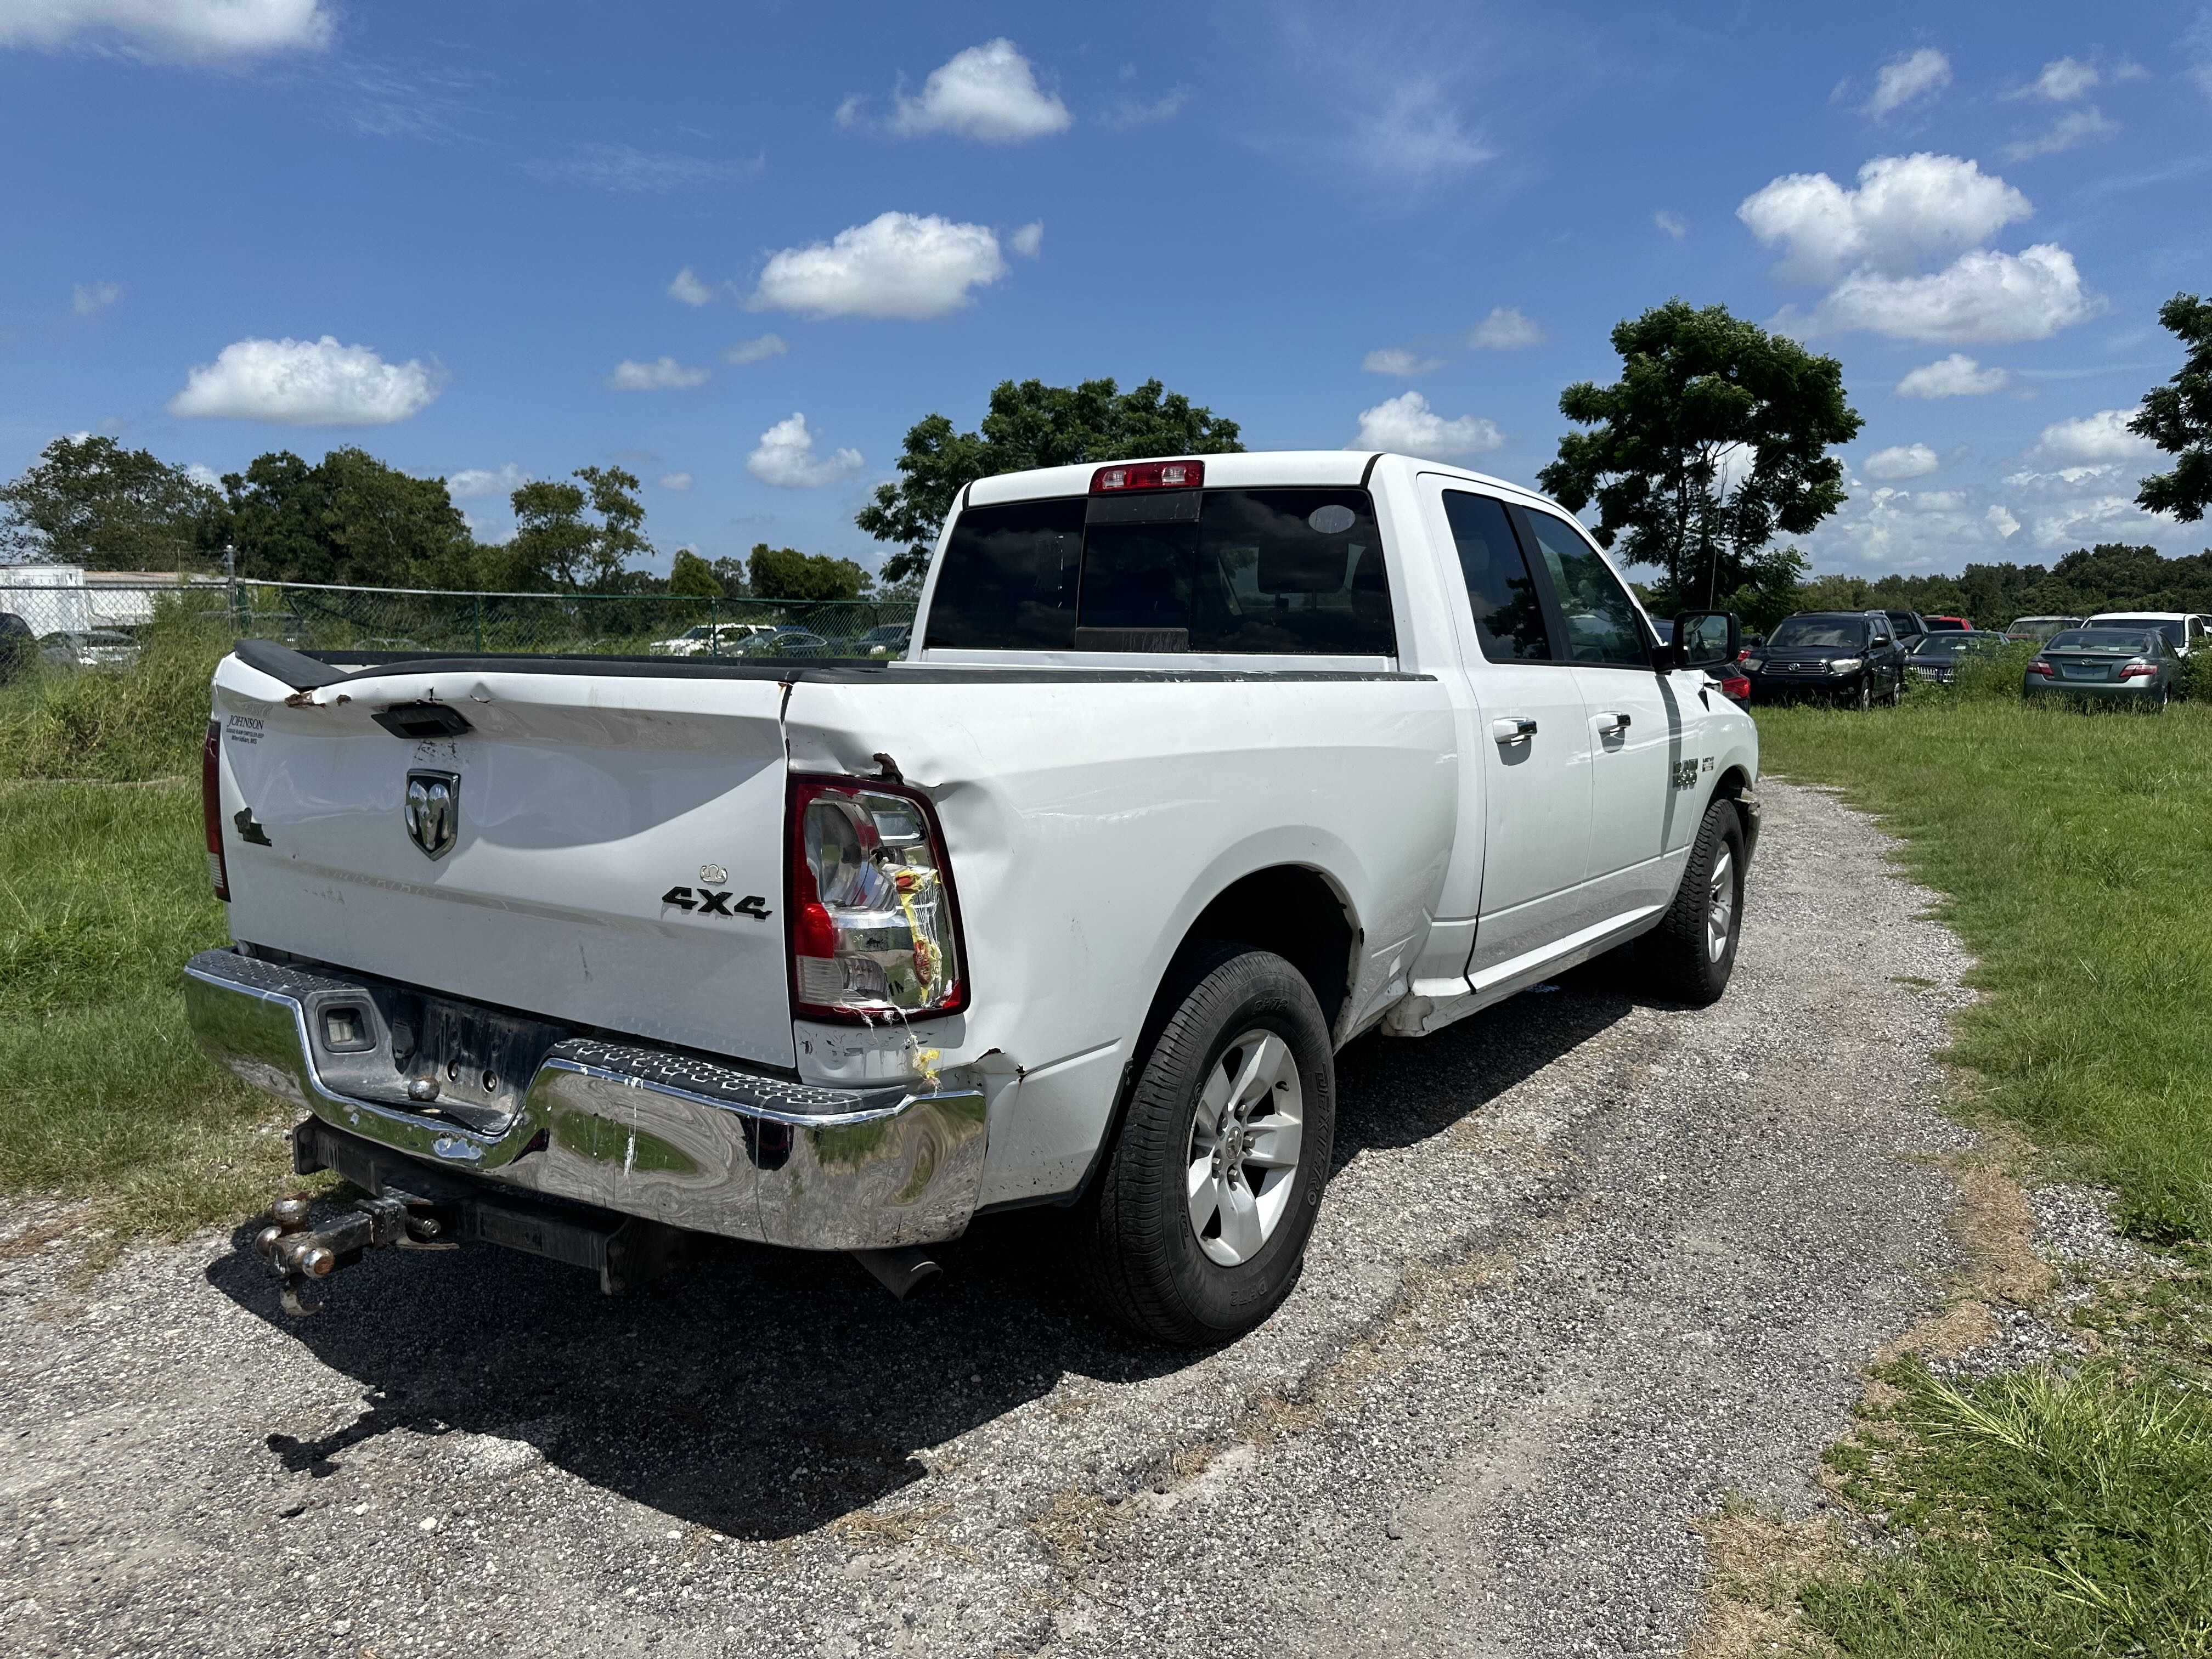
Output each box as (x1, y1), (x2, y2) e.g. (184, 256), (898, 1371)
(1887, 670), (1904, 706)
(1635, 797), (1745, 1005)
(1074, 946), (1336, 1347)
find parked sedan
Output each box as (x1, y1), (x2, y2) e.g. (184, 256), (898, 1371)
(1741, 612), (1907, 707)
(730, 627), (835, 657)
(2024, 628), (2180, 708)
(1906, 631), (2006, 684)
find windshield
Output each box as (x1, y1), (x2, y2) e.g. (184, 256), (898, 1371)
(2094, 617), (2184, 647)
(2049, 630), (2155, 652)
(1767, 617), (1866, 648)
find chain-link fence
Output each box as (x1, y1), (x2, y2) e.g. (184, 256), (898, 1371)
(0, 577), (919, 663)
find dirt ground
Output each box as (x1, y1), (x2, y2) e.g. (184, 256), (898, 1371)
(0, 781), (1980, 1658)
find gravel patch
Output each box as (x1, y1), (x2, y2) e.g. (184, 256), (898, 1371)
(1, 782), (1977, 1657)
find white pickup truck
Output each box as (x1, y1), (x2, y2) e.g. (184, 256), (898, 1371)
(187, 450), (1758, 1345)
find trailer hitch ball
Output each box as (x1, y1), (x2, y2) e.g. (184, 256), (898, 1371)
(282, 1239), (337, 1279)
(270, 1193), (313, 1229)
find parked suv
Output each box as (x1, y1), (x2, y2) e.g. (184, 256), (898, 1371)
(1742, 611), (1907, 707)
(1882, 610), (1927, 648)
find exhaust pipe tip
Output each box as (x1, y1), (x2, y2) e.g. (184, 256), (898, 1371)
(850, 1245), (944, 1301)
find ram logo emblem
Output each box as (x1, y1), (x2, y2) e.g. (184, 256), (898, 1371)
(403, 770), (461, 861)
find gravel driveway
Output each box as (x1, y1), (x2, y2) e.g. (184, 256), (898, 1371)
(2, 780), (1976, 1658)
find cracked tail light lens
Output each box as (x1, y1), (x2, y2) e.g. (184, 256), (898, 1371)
(201, 720), (229, 901)
(788, 775), (966, 1023)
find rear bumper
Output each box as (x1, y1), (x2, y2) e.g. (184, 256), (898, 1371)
(182, 947), (986, 1250)
(2023, 677), (2164, 702)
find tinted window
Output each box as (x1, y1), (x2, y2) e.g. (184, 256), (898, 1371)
(931, 486), (1394, 657)
(2049, 630), (2155, 651)
(1517, 507), (1651, 668)
(923, 497), (1085, 650)
(1768, 616), (1869, 648)
(1442, 490), (1550, 662)
(2095, 617), (2186, 648)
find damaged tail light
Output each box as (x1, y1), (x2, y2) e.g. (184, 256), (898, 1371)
(788, 775), (967, 1022)
(202, 719), (229, 901)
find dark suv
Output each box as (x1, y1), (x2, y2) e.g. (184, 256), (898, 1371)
(1742, 611), (1908, 707)
(1883, 610), (1927, 648)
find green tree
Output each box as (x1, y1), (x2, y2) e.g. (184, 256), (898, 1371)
(856, 376), (1244, 583)
(747, 543), (870, 602)
(708, 555), (752, 596)
(499, 466), (652, 590)
(0, 435), (219, 568)
(667, 548), (723, 598)
(218, 447), (476, 588)
(1537, 300), (1863, 608)
(2131, 292), (2212, 522)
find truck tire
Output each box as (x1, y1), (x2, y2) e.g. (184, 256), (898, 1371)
(1074, 945), (1336, 1347)
(1635, 797), (1745, 1006)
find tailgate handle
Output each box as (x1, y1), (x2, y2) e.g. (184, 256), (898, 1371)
(372, 702), (473, 740)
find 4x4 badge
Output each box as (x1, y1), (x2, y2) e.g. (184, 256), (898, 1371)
(403, 770), (461, 860)
(662, 886), (770, 919)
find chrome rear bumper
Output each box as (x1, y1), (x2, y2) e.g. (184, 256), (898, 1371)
(183, 947), (986, 1251)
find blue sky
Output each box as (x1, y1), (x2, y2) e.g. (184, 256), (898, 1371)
(3, 1), (2209, 581)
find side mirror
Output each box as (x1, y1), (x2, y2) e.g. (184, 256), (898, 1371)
(1669, 610), (1739, 672)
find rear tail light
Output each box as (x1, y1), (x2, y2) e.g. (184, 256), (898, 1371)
(1091, 459), (1203, 493)
(1720, 673), (1751, 699)
(201, 720), (229, 901)
(788, 775), (967, 1023)
(2120, 661), (2158, 678)
(2028, 659), (2055, 677)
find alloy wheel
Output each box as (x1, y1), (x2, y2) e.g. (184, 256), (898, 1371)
(1706, 848), (1736, 963)
(1186, 1030), (1305, 1266)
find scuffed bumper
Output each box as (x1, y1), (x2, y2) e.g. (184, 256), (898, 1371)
(182, 947), (986, 1250)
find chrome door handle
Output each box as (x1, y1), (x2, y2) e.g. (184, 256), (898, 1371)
(1594, 711), (1632, 733)
(1491, 716), (1538, 744)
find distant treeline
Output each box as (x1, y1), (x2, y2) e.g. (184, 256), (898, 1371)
(1794, 543), (2212, 629)
(0, 436), (877, 601)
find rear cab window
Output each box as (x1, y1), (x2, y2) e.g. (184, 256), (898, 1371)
(924, 486), (1396, 659)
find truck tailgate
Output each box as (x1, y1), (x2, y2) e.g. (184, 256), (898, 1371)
(212, 659), (795, 1069)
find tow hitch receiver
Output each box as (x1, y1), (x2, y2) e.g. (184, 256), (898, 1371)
(253, 1118), (700, 1317)
(255, 1189), (457, 1317)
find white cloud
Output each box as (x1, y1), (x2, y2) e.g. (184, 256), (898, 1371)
(888, 38), (1070, 142)
(1099, 88), (1188, 129)
(447, 464), (527, 499)
(1815, 244), (2098, 343)
(527, 144), (760, 193)
(2028, 408), (2153, 467)
(1346, 77), (1492, 184)
(168, 336), (438, 426)
(723, 334), (787, 365)
(658, 472), (693, 491)
(2193, 12), (2212, 100)
(1348, 391), (1503, 458)
(1468, 306), (1542, 349)
(71, 279), (120, 315)
(2026, 57), (2100, 101)
(667, 267), (717, 306)
(184, 462), (221, 490)
(749, 211), (1007, 320)
(1361, 346), (1443, 377)
(834, 94), (864, 128)
(1655, 210), (1686, 239)
(2000, 107), (2117, 162)
(1895, 353), (2010, 397)
(1863, 48), (1951, 120)
(609, 357), (709, 390)
(1009, 220), (1043, 259)
(1864, 443), (1940, 480)
(746, 413), (862, 488)
(1739, 154), (2031, 285)
(0, 0), (330, 60)
(1987, 504), (2021, 537)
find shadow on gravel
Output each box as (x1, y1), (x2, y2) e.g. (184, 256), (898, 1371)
(207, 973), (1635, 1542)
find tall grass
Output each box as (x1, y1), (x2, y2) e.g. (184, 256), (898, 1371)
(0, 781), (298, 1232)
(1758, 699), (2212, 1241)
(0, 606), (228, 782)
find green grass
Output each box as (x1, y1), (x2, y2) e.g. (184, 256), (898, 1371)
(0, 780), (300, 1238)
(1758, 698), (2212, 1242)
(1758, 694), (2212, 1655)
(0, 608), (229, 783)
(1804, 1355), (2212, 1656)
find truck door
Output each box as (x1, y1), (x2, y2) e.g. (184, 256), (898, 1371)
(1419, 479), (1596, 978)
(1513, 504), (1690, 917)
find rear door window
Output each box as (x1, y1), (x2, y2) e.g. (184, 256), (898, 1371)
(928, 486), (1395, 657)
(1514, 506), (1652, 668)
(1441, 490), (1551, 662)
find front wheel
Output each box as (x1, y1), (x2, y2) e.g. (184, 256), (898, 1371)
(1851, 676), (1873, 711)
(1635, 797), (1746, 1005)
(1074, 946), (1337, 1347)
